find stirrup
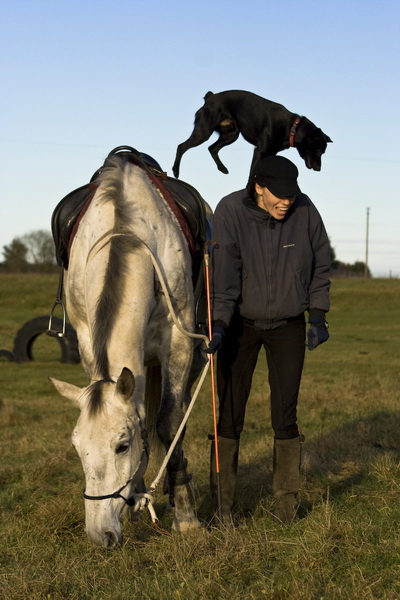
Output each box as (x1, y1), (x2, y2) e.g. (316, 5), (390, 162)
(46, 268), (67, 338)
(47, 299), (67, 338)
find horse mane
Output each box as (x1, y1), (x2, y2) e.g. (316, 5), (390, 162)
(92, 159), (142, 383)
(87, 380), (110, 416)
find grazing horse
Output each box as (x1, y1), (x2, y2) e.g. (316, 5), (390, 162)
(50, 155), (204, 548)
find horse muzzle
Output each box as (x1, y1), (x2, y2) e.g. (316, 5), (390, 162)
(84, 503), (123, 549)
(86, 525), (122, 549)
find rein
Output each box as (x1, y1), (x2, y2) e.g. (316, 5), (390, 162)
(86, 230), (209, 346)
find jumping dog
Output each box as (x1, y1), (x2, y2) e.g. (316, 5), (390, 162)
(172, 90), (332, 179)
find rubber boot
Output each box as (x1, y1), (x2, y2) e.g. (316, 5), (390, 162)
(272, 435), (304, 524)
(210, 436), (239, 525)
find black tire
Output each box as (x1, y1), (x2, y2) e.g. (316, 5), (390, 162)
(13, 316), (80, 364)
(0, 349), (15, 362)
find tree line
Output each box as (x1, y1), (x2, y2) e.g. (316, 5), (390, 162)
(1, 230), (371, 277)
(1, 230), (58, 273)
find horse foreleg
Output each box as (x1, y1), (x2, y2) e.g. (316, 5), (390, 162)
(165, 441), (200, 533)
(156, 341), (201, 532)
(159, 407), (201, 532)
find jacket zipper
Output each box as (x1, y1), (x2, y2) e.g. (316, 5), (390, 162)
(266, 219), (276, 323)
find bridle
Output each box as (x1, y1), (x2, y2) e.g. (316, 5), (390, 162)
(83, 425), (149, 507)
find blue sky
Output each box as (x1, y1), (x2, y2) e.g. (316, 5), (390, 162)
(1, 0), (399, 276)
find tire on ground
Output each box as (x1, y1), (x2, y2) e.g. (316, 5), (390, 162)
(0, 349), (15, 362)
(13, 316), (80, 364)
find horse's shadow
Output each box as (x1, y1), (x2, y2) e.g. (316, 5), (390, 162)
(195, 410), (400, 523)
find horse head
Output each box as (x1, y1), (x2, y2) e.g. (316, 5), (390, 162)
(50, 367), (148, 548)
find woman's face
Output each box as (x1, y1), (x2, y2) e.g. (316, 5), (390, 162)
(254, 184), (295, 220)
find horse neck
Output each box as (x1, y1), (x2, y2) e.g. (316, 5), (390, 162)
(68, 161), (191, 382)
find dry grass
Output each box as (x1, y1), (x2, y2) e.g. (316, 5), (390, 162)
(0, 277), (400, 599)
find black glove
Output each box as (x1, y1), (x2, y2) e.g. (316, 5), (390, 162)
(205, 327), (225, 354)
(307, 309), (329, 351)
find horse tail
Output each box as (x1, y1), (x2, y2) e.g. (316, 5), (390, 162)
(145, 365), (164, 457)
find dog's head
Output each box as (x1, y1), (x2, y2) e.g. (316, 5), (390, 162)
(297, 123), (332, 171)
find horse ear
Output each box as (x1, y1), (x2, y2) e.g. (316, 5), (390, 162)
(49, 377), (83, 407)
(116, 367), (135, 401)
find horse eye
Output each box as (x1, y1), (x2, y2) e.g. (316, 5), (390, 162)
(116, 443), (129, 455)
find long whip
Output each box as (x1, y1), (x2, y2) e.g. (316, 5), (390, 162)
(204, 242), (223, 521)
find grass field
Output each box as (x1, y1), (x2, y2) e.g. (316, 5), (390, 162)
(0, 274), (399, 600)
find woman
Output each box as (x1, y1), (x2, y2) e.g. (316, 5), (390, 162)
(207, 155), (330, 523)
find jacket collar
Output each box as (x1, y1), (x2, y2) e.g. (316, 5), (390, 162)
(242, 195), (280, 224)
(242, 193), (299, 224)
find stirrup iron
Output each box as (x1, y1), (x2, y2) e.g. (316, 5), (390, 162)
(46, 269), (67, 338)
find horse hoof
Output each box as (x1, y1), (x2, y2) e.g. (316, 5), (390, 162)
(172, 517), (202, 533)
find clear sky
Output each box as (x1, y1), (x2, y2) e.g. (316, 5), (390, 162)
(1, 0), (399, 277)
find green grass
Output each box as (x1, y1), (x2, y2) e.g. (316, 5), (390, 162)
(1, 275), (400, 599)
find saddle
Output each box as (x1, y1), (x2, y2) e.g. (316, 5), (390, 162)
(50, 146), (212, 329)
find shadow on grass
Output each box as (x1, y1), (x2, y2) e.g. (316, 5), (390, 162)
(195, 410), (400, 523)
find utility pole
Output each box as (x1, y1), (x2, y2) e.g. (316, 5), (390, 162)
(364, 207), (370, 278)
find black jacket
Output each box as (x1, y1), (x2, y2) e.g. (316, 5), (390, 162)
(211, 189), (331, 329)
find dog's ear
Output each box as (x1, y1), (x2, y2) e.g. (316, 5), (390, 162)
(312, 128), (332, 144)
(310, 127), (323, 141)
(318, 128), (333, 143)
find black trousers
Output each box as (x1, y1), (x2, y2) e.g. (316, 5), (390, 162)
(216, 316), (306, 440)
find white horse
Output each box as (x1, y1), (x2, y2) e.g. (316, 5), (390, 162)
(50, 155), (205, 548)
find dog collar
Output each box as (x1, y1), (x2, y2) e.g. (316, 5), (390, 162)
(289, 116), (302, 147)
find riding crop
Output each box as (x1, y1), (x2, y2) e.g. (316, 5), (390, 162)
(204, 241), (223, 522)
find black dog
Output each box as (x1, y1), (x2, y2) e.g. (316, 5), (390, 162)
(172, 90), (332, 179)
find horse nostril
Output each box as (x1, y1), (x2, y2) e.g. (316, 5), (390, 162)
(103, 530), (121, 549)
